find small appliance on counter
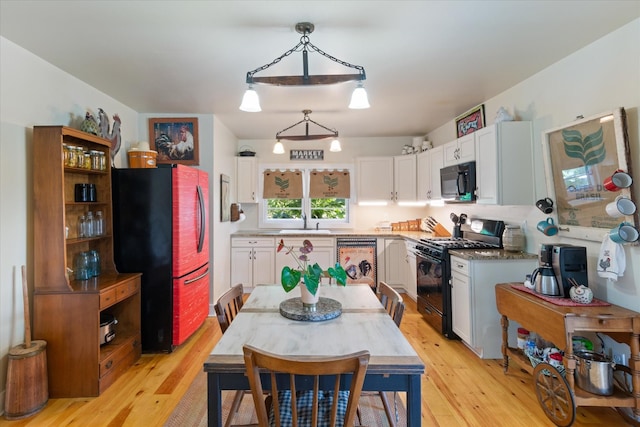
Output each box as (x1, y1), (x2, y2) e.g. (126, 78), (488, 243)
(530, 243), (588, 298)
(531, 244), (562, 297)
(552, 244), (588, 297)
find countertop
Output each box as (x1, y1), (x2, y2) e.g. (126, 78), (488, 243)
(232, 230), (539, 261)
(448, 249), (538, 261)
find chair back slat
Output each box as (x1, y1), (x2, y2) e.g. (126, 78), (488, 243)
(378, 281), (405, 327)
(214, 283), (244, 333)
(243, 344), (370, 427)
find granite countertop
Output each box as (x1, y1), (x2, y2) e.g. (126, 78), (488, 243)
(448, 249), (538, 261)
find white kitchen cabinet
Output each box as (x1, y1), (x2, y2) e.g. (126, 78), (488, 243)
(443, 133), (475, 166)
(393, 155), (417, 202)
(275, 238), (335, 281)
(236, 157), (258, 203)
(475, 122), (534, 205)
(417, 146), (444, 202)
(404, 240), (418, 301)
(383, 238), (407, 288)
(356, 157), (394, 203)
(231, 237), (275, 291)
(449, 254), (537, 359)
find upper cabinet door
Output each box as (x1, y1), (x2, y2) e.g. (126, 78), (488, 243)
(443, 134), (476, 167)
(475, 122), (534, 206)
(416, 150), (431, 202)
(356, 157), (394, 203)
(394, 155), (417, 202)
(429, 146), (444, 201)
(236, 157), (257, 203)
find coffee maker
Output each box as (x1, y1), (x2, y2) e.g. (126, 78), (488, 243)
(531, 244), (562, 297)
(551, 244), (588, 297)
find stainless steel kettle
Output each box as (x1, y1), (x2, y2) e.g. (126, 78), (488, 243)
(531, 266), (562, 297)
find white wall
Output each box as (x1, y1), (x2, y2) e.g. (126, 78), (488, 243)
(0, 36), (139, 413)
(426, 19), (640, 311)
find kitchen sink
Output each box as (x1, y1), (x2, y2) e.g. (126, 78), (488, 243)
(279, 229), (332, 234)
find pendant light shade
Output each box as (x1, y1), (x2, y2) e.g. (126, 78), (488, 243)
(329, 138), (342, 152)
(239, 86), (261, 112)
(349, 83), (370, 109)
(273, 141), (285, 154)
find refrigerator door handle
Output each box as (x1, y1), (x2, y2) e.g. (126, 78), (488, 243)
(196, 184), (205, 253)
(184, 267), (210, 285)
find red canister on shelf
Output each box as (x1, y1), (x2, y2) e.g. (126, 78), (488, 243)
(517, 327), (530, 350)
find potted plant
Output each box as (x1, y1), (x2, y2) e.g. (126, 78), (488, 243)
(277, 239), (347, 303)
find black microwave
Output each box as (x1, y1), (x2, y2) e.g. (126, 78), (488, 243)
(440, 161), (476, 203)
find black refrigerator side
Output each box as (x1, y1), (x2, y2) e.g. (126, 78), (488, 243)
(112, 167), (174, 352)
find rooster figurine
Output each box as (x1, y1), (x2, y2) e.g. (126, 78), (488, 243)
(109, 114), (122, 166)
(97, 108), (122, 167)
(80, 111), (99, 135)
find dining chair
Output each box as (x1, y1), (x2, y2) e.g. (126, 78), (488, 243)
(372, 281), (405, 426)
(214, 283), (249, 427)
(243, 344), (370, 427)
(377, 281), (405, 327)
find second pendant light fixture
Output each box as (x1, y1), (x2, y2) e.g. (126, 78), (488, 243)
(273, 110), (341, 153)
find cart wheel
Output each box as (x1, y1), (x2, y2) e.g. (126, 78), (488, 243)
(533, 362), (575, 427)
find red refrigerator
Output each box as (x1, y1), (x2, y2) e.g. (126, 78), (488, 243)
(112, 164), (209, 352)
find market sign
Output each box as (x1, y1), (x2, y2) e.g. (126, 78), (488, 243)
(290, 149), (324, 161)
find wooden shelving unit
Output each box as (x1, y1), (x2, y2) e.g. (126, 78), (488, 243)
(32, 126), (141, 397)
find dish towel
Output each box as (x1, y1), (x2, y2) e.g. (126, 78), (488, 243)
(597, 234), (626, 281)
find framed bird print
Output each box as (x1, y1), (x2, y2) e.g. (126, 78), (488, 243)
(542, 107), (639, 243)
(148, 117), (199, 165)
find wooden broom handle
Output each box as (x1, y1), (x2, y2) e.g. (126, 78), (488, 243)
(21, 265), (31, 348)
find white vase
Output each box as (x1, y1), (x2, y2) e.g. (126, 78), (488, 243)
(299, 281), (320, 309)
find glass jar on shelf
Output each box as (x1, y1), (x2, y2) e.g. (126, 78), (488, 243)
(67, 145), (77, 168)
(94, 211), (104, 236)
(85, 211), (94, 237)
(75, 147), (85, 167)
(90, 150), (101, 170)
(99, 151), (107, 170)
(77, 215), (86, 238)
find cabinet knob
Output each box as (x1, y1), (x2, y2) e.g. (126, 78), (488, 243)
(106, 360), (113, 369)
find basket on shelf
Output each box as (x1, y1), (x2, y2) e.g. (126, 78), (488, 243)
(238, 145), (256, 157)
(527, 352), (566, 377)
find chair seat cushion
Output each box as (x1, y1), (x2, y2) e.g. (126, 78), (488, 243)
(269, 390), (349, 427)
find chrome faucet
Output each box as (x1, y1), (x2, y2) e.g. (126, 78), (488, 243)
(302, 212), (307, 229)
(316, 222), (319, 230)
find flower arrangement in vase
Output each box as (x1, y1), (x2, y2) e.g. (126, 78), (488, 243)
(277, 239), (347, 300)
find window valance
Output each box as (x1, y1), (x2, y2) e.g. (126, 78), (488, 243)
(309, 170), (350, 198)
(263, 170), (303, 199)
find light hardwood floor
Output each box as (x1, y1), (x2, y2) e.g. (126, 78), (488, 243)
(1, 298), (629, 426)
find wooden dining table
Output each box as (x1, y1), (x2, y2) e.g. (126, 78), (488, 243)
(203, 283), (425, 426)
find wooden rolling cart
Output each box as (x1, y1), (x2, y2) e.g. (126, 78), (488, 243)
(495, 283), (639, 426)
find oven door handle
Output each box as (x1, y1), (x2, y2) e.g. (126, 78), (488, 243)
(416, 253), (442, 264)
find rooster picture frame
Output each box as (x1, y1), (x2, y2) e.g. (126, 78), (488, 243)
(148, 117), (199, 165)
(542, 107), (639, 243)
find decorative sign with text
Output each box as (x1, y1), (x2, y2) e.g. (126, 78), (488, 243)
(455, 104), (485, 137)
(290, 149), (324, 161)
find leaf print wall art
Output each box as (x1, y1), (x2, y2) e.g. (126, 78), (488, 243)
(542, 108), (639, 242)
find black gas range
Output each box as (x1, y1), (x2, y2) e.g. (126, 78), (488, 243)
(414, 219), (505, 338)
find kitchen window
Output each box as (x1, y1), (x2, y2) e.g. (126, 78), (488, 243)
(259, 165), (353, 229)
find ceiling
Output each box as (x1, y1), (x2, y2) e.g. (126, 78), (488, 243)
(1, 1), (639, 140)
